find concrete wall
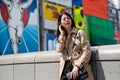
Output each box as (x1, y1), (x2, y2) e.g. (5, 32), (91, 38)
(91, 44), (120, 80)
(0, 44), (120, 80)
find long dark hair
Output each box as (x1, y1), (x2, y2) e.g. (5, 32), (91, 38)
(56, 12), (75, 39)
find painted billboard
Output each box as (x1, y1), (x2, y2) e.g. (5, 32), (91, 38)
(43, 1), (72, 30)
(73, 6), (84, 30)
(0, 0), (39, 55)
(43, 1), (66, 21)
(83, 0), (109, 20)
(45, 33), (56, 50)
(87, 16), (116, 46)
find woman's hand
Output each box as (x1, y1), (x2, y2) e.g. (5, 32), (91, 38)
(72, 65), (79, 79)
(59, 25), (65, 36)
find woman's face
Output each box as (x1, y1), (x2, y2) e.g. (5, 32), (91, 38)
(61, 14), (72, 29)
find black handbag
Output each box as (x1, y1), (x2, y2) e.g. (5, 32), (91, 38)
(61, 60), (89, 80)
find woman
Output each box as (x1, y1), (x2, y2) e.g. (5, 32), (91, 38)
(56, 12), (94, 80)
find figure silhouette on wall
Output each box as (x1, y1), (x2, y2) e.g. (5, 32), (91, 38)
(2, 0), (33, 54)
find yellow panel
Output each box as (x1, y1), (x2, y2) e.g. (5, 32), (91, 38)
(43, 2), (68, 21)
(73, 6), (84, 30)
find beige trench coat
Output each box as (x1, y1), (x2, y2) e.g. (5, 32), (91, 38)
(56, 27), (94, 80)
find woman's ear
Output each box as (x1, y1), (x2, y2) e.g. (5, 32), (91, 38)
(59, 22), (62, 26)
(59, 22), (61, 25)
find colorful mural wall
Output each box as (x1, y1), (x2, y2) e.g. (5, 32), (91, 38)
(81, 0), (120, 45)
(0, 0), (39, 55)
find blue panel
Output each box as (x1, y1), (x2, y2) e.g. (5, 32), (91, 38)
(45, 33), (57, 50)
(72, 0), (82, 6)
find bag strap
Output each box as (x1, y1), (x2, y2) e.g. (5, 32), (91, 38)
(66, 30), (79, 60)
(70, 29), (79, 60)
(72, 30), (79, 52)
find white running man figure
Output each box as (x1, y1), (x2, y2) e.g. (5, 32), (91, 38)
(2, 0), (33, 54)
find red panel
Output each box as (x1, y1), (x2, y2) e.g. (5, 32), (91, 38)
(114, 31), (120, 43)
(83, 0), (108, 20)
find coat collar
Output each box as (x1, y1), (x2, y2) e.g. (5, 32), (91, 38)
(71, 27), (79, 34)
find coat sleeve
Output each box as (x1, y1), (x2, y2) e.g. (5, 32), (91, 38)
(74, 30), (91, 68)
(56, 35), (66, 53)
